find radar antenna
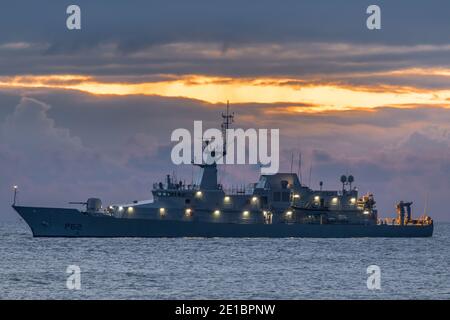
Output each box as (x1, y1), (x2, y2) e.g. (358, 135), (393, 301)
(348, 175), (354, 190)
(340, 175), (347, 192)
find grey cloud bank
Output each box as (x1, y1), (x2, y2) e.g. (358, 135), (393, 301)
(2, 1), (450, 47)
(1, 0), (450, 89)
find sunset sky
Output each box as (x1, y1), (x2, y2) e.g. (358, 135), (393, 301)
(1, 0), (450, 221)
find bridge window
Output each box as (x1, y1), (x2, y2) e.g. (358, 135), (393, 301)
(273, 192), (281, 202)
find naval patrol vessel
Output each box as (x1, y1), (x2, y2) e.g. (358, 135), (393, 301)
(12, 107), (433, 238)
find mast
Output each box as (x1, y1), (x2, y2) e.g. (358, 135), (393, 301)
(12, 185), (18, 206)
(221, 100), (234, 157)
(197, 101), (234, 190)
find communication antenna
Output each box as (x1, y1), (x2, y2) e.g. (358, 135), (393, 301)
(297, 151), (302, 182)
(221, 100), (234, 157)
(423, 192), (429, 216)
(308, 164), (312, 187)
(290, 153), (294, 173)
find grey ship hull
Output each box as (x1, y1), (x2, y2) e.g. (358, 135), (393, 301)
(13, 206), (433, 238)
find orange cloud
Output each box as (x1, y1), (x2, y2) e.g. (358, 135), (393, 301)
(1, 73), (450, 113)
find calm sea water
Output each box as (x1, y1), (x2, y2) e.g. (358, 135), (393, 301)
(0, 219), (449, 300)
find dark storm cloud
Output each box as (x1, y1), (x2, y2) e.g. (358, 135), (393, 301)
(3, 40), (450, 80)
(0, 41), (449, 80)
(2, 0), (450, 48)
(0, 0), (450, 88)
